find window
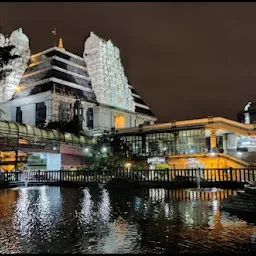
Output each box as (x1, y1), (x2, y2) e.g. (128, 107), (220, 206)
(16, 107), (22, 123)
(36, 102), (46, 127)
(86, 108), (94, 130)
(115, 114), (125, 129)
(118, 97), (123, 103)
(117, 84), (120, 89)
(59, 102), (72, 122)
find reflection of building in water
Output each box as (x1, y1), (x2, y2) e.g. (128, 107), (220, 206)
(168, 189), (236, 201)
(80, 188), (93, 224)
(180, 213), (256, 250)
(12, 186), (62, 246)
(0, 189), (19, 218)
(149, 188), (166, 201)
(37, 186), (62, 228)
(99, 189), (110, 223)
(0, 189), (21, 254)
(99, 216), (138, 254)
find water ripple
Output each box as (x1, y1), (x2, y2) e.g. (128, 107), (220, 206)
(0, 187), (255, 254)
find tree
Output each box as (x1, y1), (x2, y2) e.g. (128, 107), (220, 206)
(0, 45), (20, 80)
(88, 129), (133, 170)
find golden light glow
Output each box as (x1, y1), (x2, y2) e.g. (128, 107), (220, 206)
(58, 38), (65, 49)
(118, 97), (123, 103)
(0, 151), (27, 172)
(115, 114), (125, 129)
(16, 86), (21, 92)
(18, 139), (28, 144)
(117, 84), (120, 89)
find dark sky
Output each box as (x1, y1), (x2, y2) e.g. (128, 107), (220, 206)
(1, 2), (256, 123)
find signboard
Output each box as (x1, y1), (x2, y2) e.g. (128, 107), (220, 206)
(147, 157), (166, 165)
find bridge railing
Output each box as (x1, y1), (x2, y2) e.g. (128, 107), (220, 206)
(1, 168), (256, 184)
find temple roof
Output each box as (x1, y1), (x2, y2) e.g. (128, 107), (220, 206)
(13, 46), (156, 118)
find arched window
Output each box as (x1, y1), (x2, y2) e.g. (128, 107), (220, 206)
(59, 102), (72, 122)
(86, 108), (94, 130)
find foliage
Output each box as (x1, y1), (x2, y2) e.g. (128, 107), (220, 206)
(155, 163), (169, 170)
(89, 129), (133, 170)
(0, 45), (20, 80)
(132, 163), (146, 171)
(45, 118), (84, 135)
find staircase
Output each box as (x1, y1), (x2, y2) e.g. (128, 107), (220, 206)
(222, 182), (256, 217)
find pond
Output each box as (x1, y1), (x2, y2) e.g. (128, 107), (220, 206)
(0, 186), (256, 254)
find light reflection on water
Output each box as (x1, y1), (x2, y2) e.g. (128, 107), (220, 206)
(0, 186), (255, 254)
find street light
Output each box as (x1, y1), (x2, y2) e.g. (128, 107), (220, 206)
(101, 147), (108, 153)
(84, 147), (90, 153)
(125, 162), (131, 172)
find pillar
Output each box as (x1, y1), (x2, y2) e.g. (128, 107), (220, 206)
(222, 134), (227, 154)
(210, 128), (217, 151)
(45, 97), (52, 125)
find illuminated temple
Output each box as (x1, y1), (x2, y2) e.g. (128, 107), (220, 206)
(0, 29), (156, 136)
(1, 28), (256, 172)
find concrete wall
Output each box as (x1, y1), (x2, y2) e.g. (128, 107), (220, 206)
(4, 91), (51, 125)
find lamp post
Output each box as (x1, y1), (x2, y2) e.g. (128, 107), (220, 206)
(125, 162), (131, 172)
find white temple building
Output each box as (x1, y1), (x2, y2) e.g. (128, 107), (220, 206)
(0, 29), (156, 136)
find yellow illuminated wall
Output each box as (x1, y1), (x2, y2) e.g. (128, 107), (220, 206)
(167, 154), (246, 169)
(0, 151), (27, 172)
(115, 114), (125, 129)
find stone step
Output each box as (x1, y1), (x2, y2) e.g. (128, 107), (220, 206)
(245, 187), (256, 194)
(236, 193), (256, 199)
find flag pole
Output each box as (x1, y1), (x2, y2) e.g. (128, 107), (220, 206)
(52, 28), (57, 47)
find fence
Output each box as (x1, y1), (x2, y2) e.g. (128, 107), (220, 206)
(1, 168), (256, 185)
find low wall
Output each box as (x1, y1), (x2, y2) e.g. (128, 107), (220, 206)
(167, 154), (247, 169)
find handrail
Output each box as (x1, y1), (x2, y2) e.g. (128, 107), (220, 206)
(1, 168), (256, 185)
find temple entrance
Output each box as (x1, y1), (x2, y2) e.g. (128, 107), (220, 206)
(114, 114), (125, 129)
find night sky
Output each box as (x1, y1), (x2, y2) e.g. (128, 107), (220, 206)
(1, 2), (256, 123)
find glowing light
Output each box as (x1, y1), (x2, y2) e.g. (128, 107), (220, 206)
(16, 86), (21, 92)
(101, 147), (108, 153)
(125, 163), (131, 168)
(237, 152), (242, 156)
(84, 147), (90, 153)
(114, 114), (125, 129)
(99, 189), (110, 223)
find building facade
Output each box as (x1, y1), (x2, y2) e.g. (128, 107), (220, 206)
(116, 117), (256, 169)
(0, 29), (156, 137)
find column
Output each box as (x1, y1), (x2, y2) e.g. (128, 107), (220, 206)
(222, 134), (227, 154)
(210, 128), (217, 151)
(173, 131), (179, 155)
(82, 107), (88, 132)
(45, 97), (52, 125)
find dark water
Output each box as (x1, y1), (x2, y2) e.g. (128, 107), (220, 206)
(0, 186), (256, 254)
